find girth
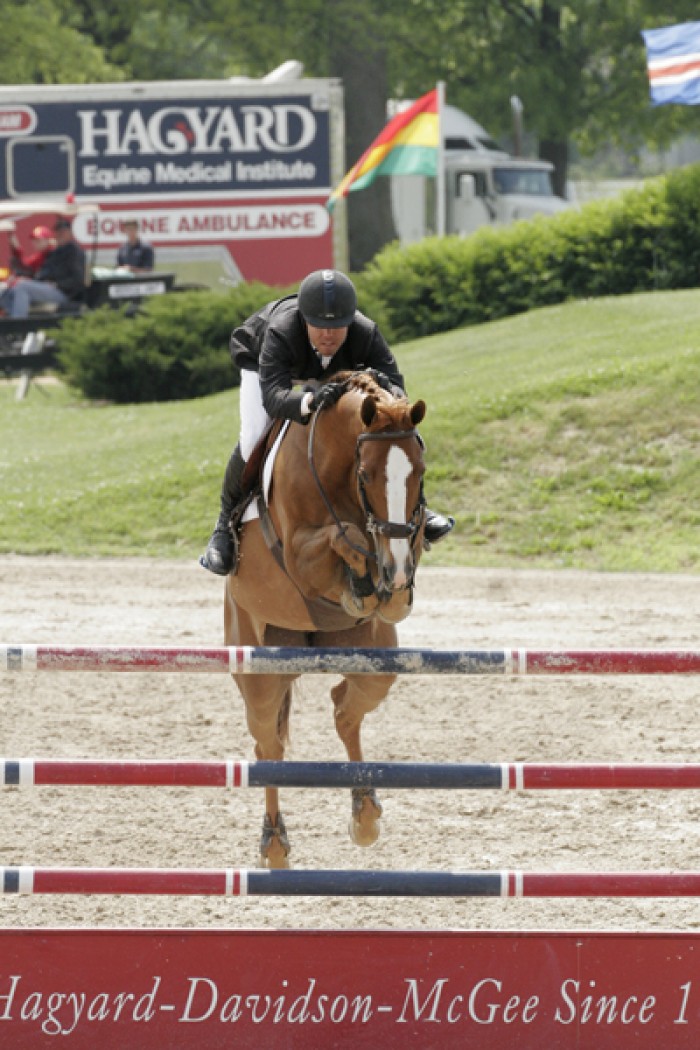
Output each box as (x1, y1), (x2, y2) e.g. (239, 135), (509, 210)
(256, 496), (369, 632)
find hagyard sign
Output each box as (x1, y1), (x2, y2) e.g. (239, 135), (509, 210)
(0, 96), (331, 197)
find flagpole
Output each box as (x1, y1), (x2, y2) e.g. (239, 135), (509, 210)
(436, 81), (446, 237)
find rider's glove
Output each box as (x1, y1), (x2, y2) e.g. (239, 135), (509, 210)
(364, 367), (392, 391)
(310, 383), (343, 412)
(363, 367), (405, 398)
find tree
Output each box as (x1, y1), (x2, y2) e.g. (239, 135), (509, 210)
(389, 1), (700, 196)
(208, 0), (700, 259)
(0, 0), (120, 83)
(6, 0), (699, 263)
(204, 0), (401, 268)
(68, 0), (234, 80)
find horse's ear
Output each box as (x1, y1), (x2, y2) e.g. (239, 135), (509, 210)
(410, 399), (426, 426)
(360, 395), (377, 427)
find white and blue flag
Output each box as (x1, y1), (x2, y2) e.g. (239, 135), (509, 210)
(642, 21), (700, 105)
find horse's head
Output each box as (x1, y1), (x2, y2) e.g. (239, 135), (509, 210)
(313, 371), (427, 623)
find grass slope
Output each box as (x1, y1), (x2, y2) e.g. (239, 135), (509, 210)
(1, 289), (699, 571)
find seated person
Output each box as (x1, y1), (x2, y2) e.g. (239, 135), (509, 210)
(0, 219), (86, 318)
(9, 225), (55, 278)
(117, 220), (155, 273)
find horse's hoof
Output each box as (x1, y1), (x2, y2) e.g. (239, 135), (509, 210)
(259, 812), (291, 868)
(377, 589), (413, 625)
(257, 851), (291, 870)
(349, 787), (382, 847)
(340, 585), (380, 619)
(349, 817), (381, 847)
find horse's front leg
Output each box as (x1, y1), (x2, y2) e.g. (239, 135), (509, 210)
(236, 674), (295, 869)
(289, 524), (379, 617)
(259, 776), (290, 869)
(322, 620), (398, 847)
(330, 667), (396, 846)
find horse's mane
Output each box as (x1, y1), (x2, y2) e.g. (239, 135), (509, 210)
(334, 369), (416, 431)
(338, 370), (388, 396)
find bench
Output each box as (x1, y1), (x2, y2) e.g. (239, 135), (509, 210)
(1, 271), (180, 397)
(0, 327), (60, 399)
(0, 314), (75, 339)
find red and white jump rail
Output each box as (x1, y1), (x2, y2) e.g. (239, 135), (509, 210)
(3, 867), (700, 897)
(3, 644), (700, 675)
(5, 757), (700, 790)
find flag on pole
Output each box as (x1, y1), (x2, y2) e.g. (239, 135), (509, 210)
(642, 21), (700, 105)
(326, 88), (439, 211)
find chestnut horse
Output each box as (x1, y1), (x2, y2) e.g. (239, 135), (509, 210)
(224, 371), (427, 867)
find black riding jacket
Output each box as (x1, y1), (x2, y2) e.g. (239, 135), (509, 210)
(229, 295), (405, 424)
(37, 241), (86, 301)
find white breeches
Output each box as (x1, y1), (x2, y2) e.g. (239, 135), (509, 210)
(239, 369), (271, 461)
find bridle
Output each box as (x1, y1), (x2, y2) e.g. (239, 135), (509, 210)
(307, 396), (426, 587)
(355, 430), (426, 548)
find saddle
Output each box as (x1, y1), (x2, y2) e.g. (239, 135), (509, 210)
(227, 419), (285, 573)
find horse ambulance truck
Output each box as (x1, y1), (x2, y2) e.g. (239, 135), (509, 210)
(0, 73), (345, 288)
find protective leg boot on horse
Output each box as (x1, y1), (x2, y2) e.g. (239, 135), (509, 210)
(200, 446), (247, 576)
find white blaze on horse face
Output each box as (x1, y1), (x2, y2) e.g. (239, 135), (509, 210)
(385, 445), (413, 587)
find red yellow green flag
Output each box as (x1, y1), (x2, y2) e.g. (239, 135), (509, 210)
(326, 88), (439, 211)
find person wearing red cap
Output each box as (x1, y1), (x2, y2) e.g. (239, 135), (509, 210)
(9, 225), (56, 279)
(0, 218), (86, 318)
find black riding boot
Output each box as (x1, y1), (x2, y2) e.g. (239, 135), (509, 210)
(199, 446), (246, 576)
(424, 508), (455, 546)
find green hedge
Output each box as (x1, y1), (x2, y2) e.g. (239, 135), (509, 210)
(55, 163), (700, 401)
(56, 281), (290, 403)
(356, 171), (695, 342)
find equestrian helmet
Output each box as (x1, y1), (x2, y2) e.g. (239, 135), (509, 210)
(298, 269), (357, 328)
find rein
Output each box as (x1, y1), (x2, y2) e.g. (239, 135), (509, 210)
(308, 404), (375, 562)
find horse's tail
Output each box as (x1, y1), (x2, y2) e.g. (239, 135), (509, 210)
(277, 685), (293, 748)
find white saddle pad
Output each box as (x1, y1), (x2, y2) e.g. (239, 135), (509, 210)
(241, 421), (291, 524)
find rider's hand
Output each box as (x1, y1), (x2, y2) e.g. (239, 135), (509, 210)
(364, 367), (392, 390)
(310, 383), (343, 412)
(363, 368), (404, 398)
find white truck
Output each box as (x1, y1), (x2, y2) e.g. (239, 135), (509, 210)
(391, 104), (570, 243)
(0, 68), (346, 288)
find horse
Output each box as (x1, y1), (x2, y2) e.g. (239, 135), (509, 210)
(224, 370), (427, 867)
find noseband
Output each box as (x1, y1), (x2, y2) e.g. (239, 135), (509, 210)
(307, 401), (426, 571)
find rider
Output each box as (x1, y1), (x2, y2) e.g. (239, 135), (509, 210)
(200, 268), (454, 576)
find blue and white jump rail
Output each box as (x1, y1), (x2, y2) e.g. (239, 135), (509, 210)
(3, 644), (700, 674)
